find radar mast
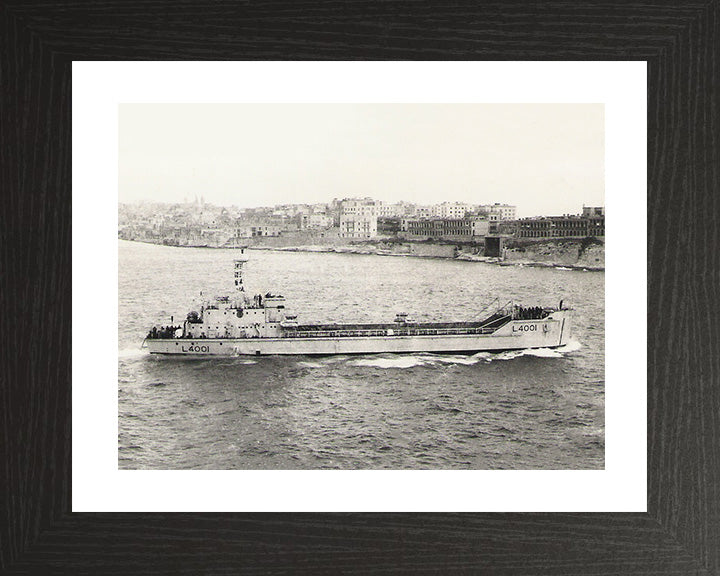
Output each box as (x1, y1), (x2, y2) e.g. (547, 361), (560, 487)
(234, 246), (249, 292)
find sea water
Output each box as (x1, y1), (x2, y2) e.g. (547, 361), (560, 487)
(118, 240), (604, 469)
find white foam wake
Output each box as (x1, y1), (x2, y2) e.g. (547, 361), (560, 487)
(556, 339), (583, 353)
(341, 341), (583, 369)
(433, 355), (483, 365)
(486, 339), (582, 362)
(350, 356), (430, 369)
(524, 348), (564, 358)
(297, 361), (325, 368)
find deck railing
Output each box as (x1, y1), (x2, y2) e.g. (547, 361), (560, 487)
(283, 326), (500, 338)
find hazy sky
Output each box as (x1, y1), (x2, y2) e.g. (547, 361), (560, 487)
(119, 103), (604, 217)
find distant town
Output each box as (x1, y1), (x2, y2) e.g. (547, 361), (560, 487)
(119, 197), (605, 250)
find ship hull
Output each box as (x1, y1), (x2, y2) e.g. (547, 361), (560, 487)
(146, 314), (571, 356)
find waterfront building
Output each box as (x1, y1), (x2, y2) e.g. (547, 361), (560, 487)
(236, 220), (284, 237)
(495, 219), (519, 236)
(470, 217), (490, 237)
(405, 218), (452, 239)
(339, 198), (378, 238)
(300, 213), (333, 230)
(516, 213), (605, 239)
(377, 216), (402, 236)
(403, 216), (489, 241)
(485, 212), (500, 233)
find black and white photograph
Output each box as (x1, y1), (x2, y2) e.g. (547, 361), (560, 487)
(7, 1), (718, 568)
(118, 103), (605, 470)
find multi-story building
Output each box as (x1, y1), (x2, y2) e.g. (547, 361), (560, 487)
(405, 219), (453, 238)
(495, 219), (519, 236)
(300, 213), (333, 229)
(236, 219), (284, 237)
(399, 202), (418, 217)
(582, 206), (605, 217)
(415, 205), (433, 218)
(470, 217), (490, 237)
(340, 216), (377, 238)
(478, 203), (517, 220)
(377, 216), (402, 236)
(376, 201), (410, 218)
(434, 202), (470, 219)
(339, 198), (377, 238)
(403, 216), (489, 240)
(516, 213), (605, 239)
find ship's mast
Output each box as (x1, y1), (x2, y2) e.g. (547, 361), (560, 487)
(234, 246), (249, 292)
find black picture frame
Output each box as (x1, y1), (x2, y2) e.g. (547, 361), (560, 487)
(2, 2), (719, 574)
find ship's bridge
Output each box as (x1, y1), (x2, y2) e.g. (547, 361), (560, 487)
(263, 295), (285, 308)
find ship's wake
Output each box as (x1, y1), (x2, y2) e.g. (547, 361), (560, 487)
(350, 356), (432, 369)
(299, 339), (585, 369)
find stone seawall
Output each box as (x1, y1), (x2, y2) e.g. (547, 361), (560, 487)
(245, 235), (456, 258)
(264, 238), (604, 269)
(260, 240), (457, 259)
(123, 236), (604, 270)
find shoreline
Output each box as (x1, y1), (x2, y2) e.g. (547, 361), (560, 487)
(120, 238), (604, 272)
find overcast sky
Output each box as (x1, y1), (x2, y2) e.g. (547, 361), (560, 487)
(119, 103), (604, 217)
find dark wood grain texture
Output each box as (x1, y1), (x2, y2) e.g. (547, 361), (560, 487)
(1, 1), (718, 574)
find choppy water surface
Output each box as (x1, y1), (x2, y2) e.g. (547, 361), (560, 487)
(119, 240), (604, 469)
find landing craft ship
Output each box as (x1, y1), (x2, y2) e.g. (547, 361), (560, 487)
(145, 248), (572, 356)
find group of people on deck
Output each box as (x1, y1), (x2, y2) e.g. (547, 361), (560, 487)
(147, 325), (180, 339)
(514, 306), (546, 320)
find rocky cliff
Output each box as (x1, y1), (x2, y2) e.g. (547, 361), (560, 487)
(503, 238), (604, 269)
